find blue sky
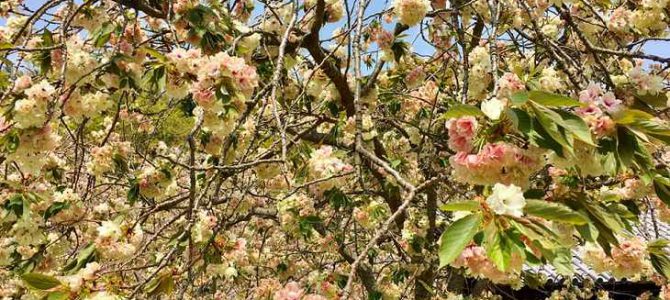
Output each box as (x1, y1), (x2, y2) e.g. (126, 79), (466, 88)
(2, 0), (667, 67)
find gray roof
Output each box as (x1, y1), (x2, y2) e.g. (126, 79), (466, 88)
(525, 210), (670, 283)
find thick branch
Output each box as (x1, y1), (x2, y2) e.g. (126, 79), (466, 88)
(112, 0), (167, 18)
(304, 0), (356, 116)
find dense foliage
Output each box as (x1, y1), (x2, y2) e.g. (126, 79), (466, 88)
(1, 0), (670, 299)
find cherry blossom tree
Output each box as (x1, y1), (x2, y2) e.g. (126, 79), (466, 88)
(1, 0), (670, 299)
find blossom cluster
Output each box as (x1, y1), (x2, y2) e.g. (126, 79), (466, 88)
(547, 141), (608, 177)
(1, 0), (670, 299)
(307, 146), (354, 196)
(452, 245), (522, 286)
(277, 193), (317, 236)
(393, 0), (431, 26)
(13, 79), (54, 129)
(582, 237), (652, 279)
(486, 183), (526, 217)
(137, 166), (173, 199)
(497, 72), (526, 99)
(449, 142), (544, 188)
(467, 46), (492, 99)
(86, 139), (132, 176)
(7, 124), (61, 175)
(164, 47), (260, 145)
(446, 116), (478, 152)
(627, 59), (665, 95)
(574, 83), (621, 136)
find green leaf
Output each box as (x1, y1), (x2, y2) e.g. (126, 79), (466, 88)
(616, 126), (636, 168)
(531, 102), (594, 146)
(33, 46), (52, 75)
(144, 65), (166, 91)
(614, 126), (654, 172)
(416, 279), (435, 296)
(612, 109), (654, 125)
(523, 271), (546, 288)
(440, 200), (480, 212)
(42, 30), (54, 47)
(649, 239), (670, 254)
(573, 199), (622, 254)
(656, 173), (670, 185)
(47, 291), (69, 300)
(179, 96), (197, 116)
(0, 41), (13, 50)
(554, 110), (595, 146)
(63, 244), (97, 274)
(21, 273), (61, 290)
(602, 152), (617, 176)
(127, 179), (140, 205)
(391, 41), (409, 62)
(632, 119), (670, 141)
(636, 93), (668, 108)
(509, 219), (559, 247)
(4, 193), (24, 216)
(655, 179), (670, 207)
(506, 108), (532, 134)
(298, 215), (322, 238)
(325, 188), (350, 209)
(43, 202), (70, 220)
(575, 220), (599, 242)
(510, 91), (529, 106)
(528, 117), (565, 156)
(93, 22), (115, 48)
(2, 130), (20, 153)
(583, 200), (625, 233)
(486, 230), (512, 271)
(443, 104), (483, 120)
(529, 102), (572, 153)
(146, 273), (175, 296)
(438, 213), (482, 268)
(650, 251), (670, 279)
(608, 202), (637, 221)
(529, 91), (582, 107)
(368, 291), (383, 300)
(143, 46), (168, 63)
(549, 247), (574, 276)
(523, 189), (545, 199)
(511, 91), (582, 107)
(632, 134), (654, 172)
(524, 199), (588, 225)
(0, 70), (10, 90)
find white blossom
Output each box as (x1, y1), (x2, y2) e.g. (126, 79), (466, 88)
(481, 98), (505, 120)
(486, 183), (526, 217)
